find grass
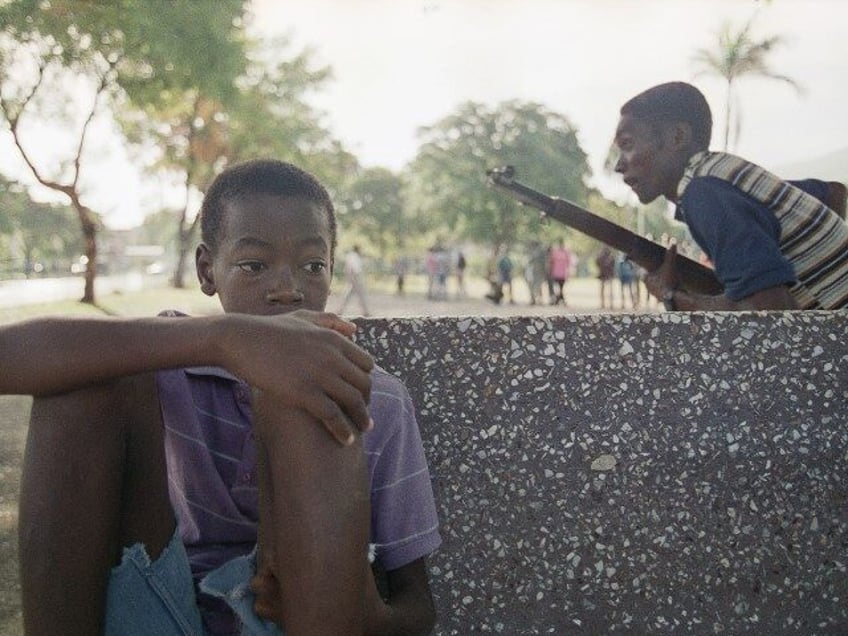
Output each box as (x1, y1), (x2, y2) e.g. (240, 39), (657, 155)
(0, 284), (222, 325)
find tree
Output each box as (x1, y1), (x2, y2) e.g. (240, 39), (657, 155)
(118, 35), (358, 287)
(336, 167), (418, 259)
(0, 175), (82, 277)
(406, 100), (592, 257)
(0, 0), (248, 302)
(692, 14), (801, 151)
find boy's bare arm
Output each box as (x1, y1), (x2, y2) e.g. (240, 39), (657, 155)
(0, 311), (373, 441)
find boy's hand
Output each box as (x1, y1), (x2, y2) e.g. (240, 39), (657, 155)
(218, 311), (374, 445)
(251, 564), (283, 627)
(252, 561), (391, 634)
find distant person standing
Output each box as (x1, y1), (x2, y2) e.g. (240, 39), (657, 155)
(486, 247), (514, 305)
(548, 239), (572, 306)
(455, 250), (467, 298)
(596, 246), (616, 309)
(394, 255), (408, 296)
(525, 241), (548, 305)
(434, 247), (450, 300)
(616, 253), (639, 309)
(425, 247), (438, 299)
(338, 244), (370, 316)
(498, 248), (515, 304)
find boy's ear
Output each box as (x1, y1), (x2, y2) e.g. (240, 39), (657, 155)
(195, 243), (217, 297)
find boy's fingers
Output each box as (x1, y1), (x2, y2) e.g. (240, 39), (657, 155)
(250, 573), (281, 622)
(301, 391), (360, 445)
(323, 410), (358, 446)
(310, 312), (359, 338)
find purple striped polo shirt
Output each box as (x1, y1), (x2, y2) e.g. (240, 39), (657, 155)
(156, 362), (441, 633)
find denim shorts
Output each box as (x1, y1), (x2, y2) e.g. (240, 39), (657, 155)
(104, 529), (203, 635)
(104, 531), (282, 635)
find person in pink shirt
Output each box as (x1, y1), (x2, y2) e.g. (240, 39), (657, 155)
(548, 239), (573, 306)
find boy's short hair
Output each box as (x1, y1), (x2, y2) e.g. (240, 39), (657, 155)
(200, 159), (337, 254)
(620, 81), (712, 150)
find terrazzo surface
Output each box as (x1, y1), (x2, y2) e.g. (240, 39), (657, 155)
(355, 311), (848, 634)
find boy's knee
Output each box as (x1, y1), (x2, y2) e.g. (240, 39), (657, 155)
(28, 374), (157, 452)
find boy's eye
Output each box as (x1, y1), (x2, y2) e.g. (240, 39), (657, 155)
(237, 261), (265, 274)
(303, 260), (327, 275)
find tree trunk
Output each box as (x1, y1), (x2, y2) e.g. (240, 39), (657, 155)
(171, 218), (197, 289)
(723, 79), (733, 151)
(80, 209), (98, 304)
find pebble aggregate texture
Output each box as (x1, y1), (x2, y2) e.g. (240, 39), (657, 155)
(354, 312), (847, 635)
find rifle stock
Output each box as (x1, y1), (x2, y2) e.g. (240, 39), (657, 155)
(486, 166), (724, 296)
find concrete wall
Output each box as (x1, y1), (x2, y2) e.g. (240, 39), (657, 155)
(355, 312), (848, 634)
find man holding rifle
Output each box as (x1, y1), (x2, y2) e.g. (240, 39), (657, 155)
(613, 81), (848, 311)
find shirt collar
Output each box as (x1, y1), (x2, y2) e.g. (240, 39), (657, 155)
(184, 366), (243, 382)
(674, 150), (711, 221)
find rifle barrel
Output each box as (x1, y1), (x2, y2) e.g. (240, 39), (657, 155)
(486, 167), (723, 296)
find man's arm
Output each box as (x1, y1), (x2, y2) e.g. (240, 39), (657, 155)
(644, 244), (799, 311)
(664, 284), (798, 311)
(0, 311), (373, 442)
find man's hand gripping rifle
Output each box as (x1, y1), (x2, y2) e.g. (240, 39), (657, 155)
(486, 166), (723, 295)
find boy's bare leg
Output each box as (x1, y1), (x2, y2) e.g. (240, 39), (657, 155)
(19, 373), (173, 636)
(253, 392), (370, 635)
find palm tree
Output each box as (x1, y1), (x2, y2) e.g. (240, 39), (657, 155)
(692, 15), (802, 151)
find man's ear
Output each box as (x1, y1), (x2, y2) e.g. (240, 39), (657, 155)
(669, 121), (694, 150)
(195, 243), (217, 297)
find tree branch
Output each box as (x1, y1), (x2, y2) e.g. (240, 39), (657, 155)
(72, 58), (118, 191)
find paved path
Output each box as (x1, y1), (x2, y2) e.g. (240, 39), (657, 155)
(333, 276), (661, 318)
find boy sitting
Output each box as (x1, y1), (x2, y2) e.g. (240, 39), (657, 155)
(3, 159), (441, 634)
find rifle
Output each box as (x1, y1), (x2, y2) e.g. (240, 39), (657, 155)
(486, 166), (724, 295)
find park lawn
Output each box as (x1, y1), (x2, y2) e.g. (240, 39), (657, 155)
(0, 285), (223, 325)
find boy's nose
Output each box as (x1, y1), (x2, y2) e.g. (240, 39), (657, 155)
(266, 269), (304, 305)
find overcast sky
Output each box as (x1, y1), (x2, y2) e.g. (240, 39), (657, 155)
(2, 0), (846, 228)
(256, 0), (847, 178)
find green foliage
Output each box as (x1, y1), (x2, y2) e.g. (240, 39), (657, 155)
(225, 37), (359, 196)
(135, 208), (182, 250)
(0, 175), (82, 277)
(113, 31), (360, 287)
(406, 100), (591, 255)
(0, 0), (247, 103)
(336, 167), (421, 258)
(0, 0), (251, 299)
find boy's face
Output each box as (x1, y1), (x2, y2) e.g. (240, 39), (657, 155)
(196, 194), (333, 316)
(614, 114), (686, 204)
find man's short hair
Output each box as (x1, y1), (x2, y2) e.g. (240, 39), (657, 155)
(620, 82), (712, 149)
(200, 159), (336, 254)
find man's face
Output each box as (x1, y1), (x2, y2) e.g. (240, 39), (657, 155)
(196, 194), (333, 316)
(614, 114), (683, 204)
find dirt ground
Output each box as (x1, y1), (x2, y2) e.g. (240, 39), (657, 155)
(0, 278), (654, 633)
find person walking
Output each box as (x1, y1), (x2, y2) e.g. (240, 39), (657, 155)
(337, 244), (370, 316)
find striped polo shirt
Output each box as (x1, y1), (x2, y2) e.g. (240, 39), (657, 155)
(157, 362), (441, 633)
(677, 151), (848, 309)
